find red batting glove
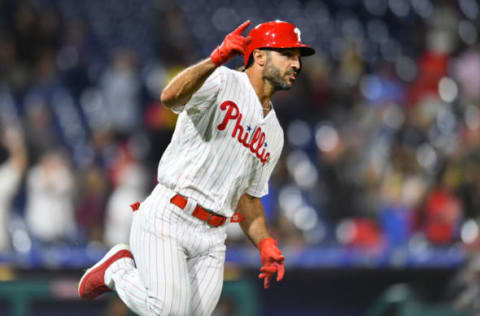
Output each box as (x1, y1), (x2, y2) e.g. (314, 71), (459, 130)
(258, 238), (285, 289)
(210, 20), (252, 67)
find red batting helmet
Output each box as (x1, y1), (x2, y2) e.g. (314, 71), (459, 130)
(244, 20), (315, 67)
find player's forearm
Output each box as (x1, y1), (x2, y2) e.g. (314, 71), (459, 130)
(160, 58), (217, 108)
(237, 193), (271, 248)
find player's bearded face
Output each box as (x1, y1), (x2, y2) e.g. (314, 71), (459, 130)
(262, 49), (301, 91)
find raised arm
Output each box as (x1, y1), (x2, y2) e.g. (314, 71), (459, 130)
(160, 58), (216, 108)
(237, 193), (285, 289)
(160, 20), (251, 109)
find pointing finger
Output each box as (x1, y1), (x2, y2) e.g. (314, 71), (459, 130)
(264, 276), (270, 288)
(233, 20), (251, 35)
(259, 271), (271, 288)
(276, 263), (285, 282)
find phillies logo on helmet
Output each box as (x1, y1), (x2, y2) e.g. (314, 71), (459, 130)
(294, 27), (302, 42)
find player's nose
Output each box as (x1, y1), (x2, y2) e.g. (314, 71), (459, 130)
(291, 56), (301, 72)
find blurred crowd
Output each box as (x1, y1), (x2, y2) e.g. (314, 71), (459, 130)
(0, 0), (479, 270)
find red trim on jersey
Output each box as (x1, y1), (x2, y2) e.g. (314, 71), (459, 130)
(130, 201), (141, 212)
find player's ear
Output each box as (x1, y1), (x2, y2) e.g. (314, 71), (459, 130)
(253, 49), (267, 67)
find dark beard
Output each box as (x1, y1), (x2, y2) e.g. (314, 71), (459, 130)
(262, 58), (292, 91)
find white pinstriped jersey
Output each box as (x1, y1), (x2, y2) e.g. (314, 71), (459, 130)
(157, 66), (284, 217)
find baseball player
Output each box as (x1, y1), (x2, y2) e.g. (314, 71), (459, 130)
(78, 20), (315, 315)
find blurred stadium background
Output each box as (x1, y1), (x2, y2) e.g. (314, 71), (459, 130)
(0, 0), (479, 315)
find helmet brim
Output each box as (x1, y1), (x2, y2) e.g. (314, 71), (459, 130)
(260, 44), (315, 56)
(299, 45), (316, 56)
(244, 44), (316, 67)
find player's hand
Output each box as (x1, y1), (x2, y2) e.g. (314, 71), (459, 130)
(210, 20), (252, 67)
(258, 238), (285, 289)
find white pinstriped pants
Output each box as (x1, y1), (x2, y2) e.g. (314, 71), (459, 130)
(109, 184), (227, 316)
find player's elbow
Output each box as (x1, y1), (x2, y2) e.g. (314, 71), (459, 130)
(160, 88), (176, 108)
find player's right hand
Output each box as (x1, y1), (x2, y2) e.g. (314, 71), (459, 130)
(258, 238), (285, 289)
(210, 20), (252, 67)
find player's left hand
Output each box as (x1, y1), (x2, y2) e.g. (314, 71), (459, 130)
(258, 237), (285, 289)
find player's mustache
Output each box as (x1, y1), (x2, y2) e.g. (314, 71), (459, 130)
(286, 69), (300, 77)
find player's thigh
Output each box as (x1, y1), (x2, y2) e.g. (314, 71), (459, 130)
(130, 196), (192, 315)
(188, 245), (226, 316)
